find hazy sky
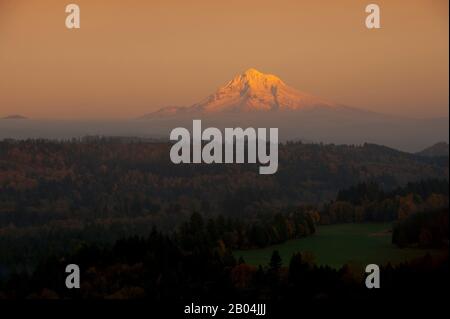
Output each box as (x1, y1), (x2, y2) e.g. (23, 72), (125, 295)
(0, 0), (448, 119)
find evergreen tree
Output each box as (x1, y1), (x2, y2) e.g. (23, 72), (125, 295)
(269, 250), (282, 272)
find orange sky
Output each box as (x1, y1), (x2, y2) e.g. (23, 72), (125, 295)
(0, 0), (448, 119)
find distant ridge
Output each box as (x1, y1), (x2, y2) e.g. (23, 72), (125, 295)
(1, 114), (28, 120)
(416, 142), (449, 157)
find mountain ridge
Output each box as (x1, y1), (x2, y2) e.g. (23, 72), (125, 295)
(142, 68), (341, 118)
(118, 69), (448, 151)
(416, 142), (449, 157)
(1, 114), (28, 120)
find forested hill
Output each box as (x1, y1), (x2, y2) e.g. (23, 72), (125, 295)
(0, 139), (447, 211)
(0, 138), (448, 274)
(0, 138), (447, 228)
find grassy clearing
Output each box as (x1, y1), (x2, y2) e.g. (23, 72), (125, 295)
(235, 223), (444, 268)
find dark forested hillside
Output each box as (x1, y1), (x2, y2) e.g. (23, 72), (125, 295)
(0, 139), (447, 228)
(416, 142), (449, 158)
(392, 208), (449, 248)
(0, 138), (448, 275)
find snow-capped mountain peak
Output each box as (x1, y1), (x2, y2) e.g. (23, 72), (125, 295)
(193, 68), (337, 113)
(145, 68), (338, 117)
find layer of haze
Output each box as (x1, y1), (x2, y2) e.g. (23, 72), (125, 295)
(0, 0), (448, 119)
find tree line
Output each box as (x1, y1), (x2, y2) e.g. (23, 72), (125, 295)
(0, 225), (447, 302)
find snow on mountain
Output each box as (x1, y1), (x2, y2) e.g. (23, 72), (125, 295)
(143, 68), (338, 118)
(138, 69), (448, 152)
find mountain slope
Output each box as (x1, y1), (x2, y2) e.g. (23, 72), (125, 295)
(143, 68), (339, 117)
(191, 68), (338, 113)
(138, 68), (448, 152)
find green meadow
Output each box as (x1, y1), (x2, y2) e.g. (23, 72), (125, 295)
(235, 223), (444, 269)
